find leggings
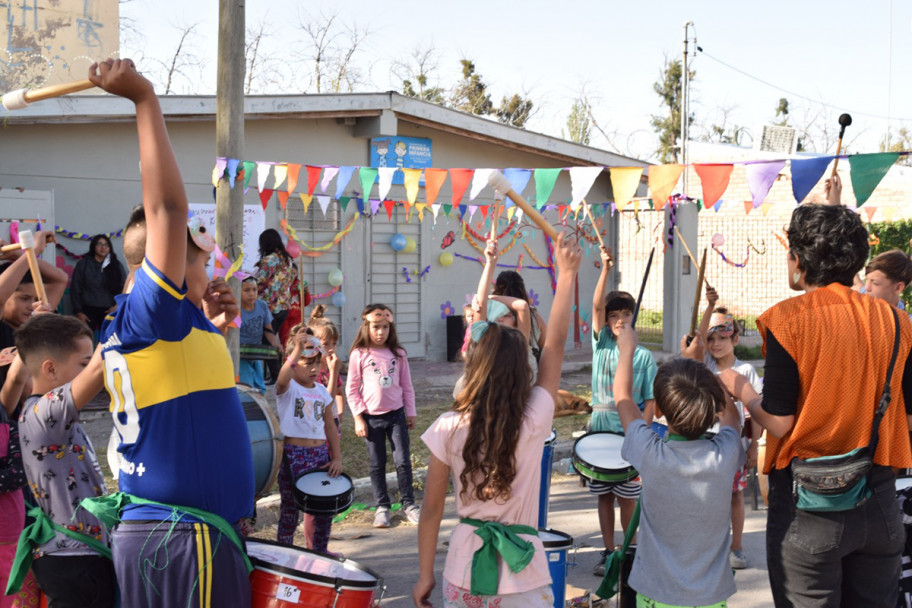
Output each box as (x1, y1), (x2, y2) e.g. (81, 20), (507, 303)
(277, 443), (332, 551)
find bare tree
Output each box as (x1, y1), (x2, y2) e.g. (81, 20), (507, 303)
(245, 19), (295, 94)
(392, 44), (445, 104)
(297, 11), (371, 93)
(144, 22), (206, 94)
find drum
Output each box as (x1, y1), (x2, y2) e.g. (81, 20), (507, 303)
(539, 528), (572, 608)
(240, 344), (281, 360)
(248, 538), (383, 608)
(538, 429), (557, 528)
(239, 384), (283, 498)
(572, 432), (638, 483)
(897, 477), (912, 492)
(293, 471), (354, 515)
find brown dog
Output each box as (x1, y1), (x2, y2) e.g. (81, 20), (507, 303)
(554, 390), (591, 418)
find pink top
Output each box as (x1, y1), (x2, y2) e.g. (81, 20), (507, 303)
(346, 348), (416, 417)
(0, 423), (24, 544)
(421, 386), (554, 594)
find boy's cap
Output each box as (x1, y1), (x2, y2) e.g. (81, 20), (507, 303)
(187, 214), (215, 253)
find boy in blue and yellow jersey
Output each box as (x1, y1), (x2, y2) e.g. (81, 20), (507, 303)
(88, 58), (254, 608)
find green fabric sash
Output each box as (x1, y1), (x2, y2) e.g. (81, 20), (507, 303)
(459, 517), (538, 596)
(80, 492), (252, 574)
(6, 505), (112, 596)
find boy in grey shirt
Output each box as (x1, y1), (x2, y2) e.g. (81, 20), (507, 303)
(614, 326), (744, 607)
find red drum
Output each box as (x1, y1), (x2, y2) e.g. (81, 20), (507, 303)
(248, 538), (384, 607)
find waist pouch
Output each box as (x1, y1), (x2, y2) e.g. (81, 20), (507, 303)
(790, 447), (872, 512)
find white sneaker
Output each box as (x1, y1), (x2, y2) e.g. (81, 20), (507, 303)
(404, 505), (421, 525)
(373, 507), (390, 528)
(730, 549), (748, 569)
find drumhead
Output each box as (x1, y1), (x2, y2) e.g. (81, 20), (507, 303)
(295, 472), (354, 497)
(246, 539), (380, 588)
(573, 432), (632, 470)
(545, 429), (557, 446)
(898, 477), (912, 492)
(538, 528), (572, 550)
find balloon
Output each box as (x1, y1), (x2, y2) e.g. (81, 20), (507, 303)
(403, 236), (417, 253)
(439, 252), (454, 267)
(331, 291), (346, 308)
(286, 239), (301, 259)
(711, 233), (725, 248)
(390, 233), (407, 252)
(327, 268), (344, 287)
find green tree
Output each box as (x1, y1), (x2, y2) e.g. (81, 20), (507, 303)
(450, 60), (493, 116)
(880, 127), (912, 167)
(774, 98), (790, 126)
(650, 58), (694, 163)
(563, 97), (592, 145)
(496, 93), (533, 128)
(395, 45), (446, 104)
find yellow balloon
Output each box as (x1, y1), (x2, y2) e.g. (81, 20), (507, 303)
(439, 252), (453, 267)
(403, 236), (417, 253)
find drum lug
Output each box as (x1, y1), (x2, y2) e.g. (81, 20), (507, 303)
(376, 580), (387, 606)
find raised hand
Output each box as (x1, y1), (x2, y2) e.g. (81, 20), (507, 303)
(88, 58), (155, 103)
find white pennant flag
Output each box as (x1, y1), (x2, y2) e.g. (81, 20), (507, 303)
(256, 163), (272, 192)
(316, 195), (331, 216)
(272, 165), (288, 190)
(431, 203), (440, 223)
(320, 167), (339, 193)
(469, 169), (494, 200)
(378, 167), (397, 201)
(569, 166), (604, 211)
(467, 205), (477, 222)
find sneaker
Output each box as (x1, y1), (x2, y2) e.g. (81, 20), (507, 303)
(729, 549), (748, 569)
(373, 507), (390, 528)
(592, 549), (613, 577)
(404, 505), (421, 525)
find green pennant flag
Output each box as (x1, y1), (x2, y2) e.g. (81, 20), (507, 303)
(849, 153), (900, 206)
(359, 167), (378, 201)
(534, 168), (562, 209)
(442, 203), (452, 217)
(338, 196), (350, 212)
(648, 199), (654, 209)
(697, 200), (703, 212)
(242, 161), (256, 191)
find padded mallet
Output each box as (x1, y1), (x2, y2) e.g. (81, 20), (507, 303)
(829, 113), (853, 179)
(487, 170), (559, 241)
(2, 78), (95, 111)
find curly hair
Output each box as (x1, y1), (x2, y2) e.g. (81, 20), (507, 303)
(453, 323), (532, 503)
(654, 358), (725, 440)
(787, 204), (868, 287)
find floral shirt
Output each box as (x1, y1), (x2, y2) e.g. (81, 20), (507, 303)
(255, 252), (300, 314)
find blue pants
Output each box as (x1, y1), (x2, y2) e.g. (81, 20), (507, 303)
(363, 408), (415, 509)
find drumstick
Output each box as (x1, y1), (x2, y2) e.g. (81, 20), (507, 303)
(632, 247), (655, 328)
(298, 257), (306, 317)
(674, 227), (710, 287)
(582, 200), (606, 249)
(688, 249), (707, 338)
(2, 78), (95, 111)
(18, 231), (48, 306)
(488, 170), (559, 240)
(489, 202), (499, 241)
(830, 113), (853, 179)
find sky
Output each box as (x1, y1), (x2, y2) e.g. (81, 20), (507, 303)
(118, 0), (912, 162)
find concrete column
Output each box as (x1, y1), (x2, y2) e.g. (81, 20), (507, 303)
(663, 201), (698, 352)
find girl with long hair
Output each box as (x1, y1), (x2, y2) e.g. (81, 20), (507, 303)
(413, 232), (582, 608)
(70, 234), (126, 332)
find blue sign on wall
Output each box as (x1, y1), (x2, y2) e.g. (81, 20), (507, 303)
(370, 136), (432, 185)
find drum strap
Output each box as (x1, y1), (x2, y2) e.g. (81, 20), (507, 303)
(80, 491), (253, 574)
(459, 517), (539, 596)
(6, 505), (113, 595)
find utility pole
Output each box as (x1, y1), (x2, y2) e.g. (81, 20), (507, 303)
(681, 20), (693, 197)
(216, 0), (245, 372)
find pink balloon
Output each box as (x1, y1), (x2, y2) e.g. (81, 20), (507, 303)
(286, 239), (301, 259)
(711, 233), (725, 248)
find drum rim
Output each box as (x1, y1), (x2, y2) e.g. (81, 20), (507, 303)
(245, 537), (382, 590)
(537, 527), (573, 550)
(293, 492), (354, 516)
(572, 459), (638, 482)
(294, 471), (355, 491)
(545, 428), (557, 446)
(571, 431), (637, 478)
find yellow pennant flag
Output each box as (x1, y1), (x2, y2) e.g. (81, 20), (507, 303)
(647, 164), (684, 210)
(415, 202), (426, 222)
(507, 206), (517, 221)
(300, 193), (312, 214)
(402, 169), (423, 205)
(610, 167), (645, 212)
(761, 202), (773, 217)
(883, 206), (895, 223)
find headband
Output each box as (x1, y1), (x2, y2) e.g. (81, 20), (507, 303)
(470, 321), (495, 343)
(708, 313), (735, 337)
(364, 309), (394, 324)
(187, 214), (215, 253)
(486, 300), (510, 323)
(299, 336), (326, 358)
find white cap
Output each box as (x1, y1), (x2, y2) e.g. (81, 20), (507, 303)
(2, 89), (29, 111)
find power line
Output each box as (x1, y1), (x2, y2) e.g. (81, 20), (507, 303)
(697, 50), (912, 123)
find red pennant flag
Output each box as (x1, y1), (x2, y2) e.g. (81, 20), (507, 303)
(479, 205), (490, 221)
(259, 188), (274, 210)
(694, 164), (734, 208)
(278, 191), (290, 211)
(383, 200), (395, 221)
(743, 201), (753, 216)
(558, 204), (568, 219)
(305, 165), (322, 196)
(424, 168), (447, 206)
(286, 164), (302, 194)
(449, 169), (474, 206)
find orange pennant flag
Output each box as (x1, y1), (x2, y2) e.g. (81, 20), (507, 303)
(424, 168), (447, 206)
(402, 200), (412, 221)
(286, 164), (302, 194)
(694, 164), (734, 208)
(278, 191), (290, 211)
(609, 167), (645, 211)
(743, 201), (753, 216)
(648, 164), (684, 210)
(305, 165), (322, 196)
(449, 169), (474, 205)
(864, 206), (877, 223)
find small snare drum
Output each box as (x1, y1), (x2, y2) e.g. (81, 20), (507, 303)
(572, 432), (638, 483)
(293, 471), (354, 516)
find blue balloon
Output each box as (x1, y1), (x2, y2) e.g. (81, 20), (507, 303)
(390, 233), (407, 252)
(331, 291), (346, 308)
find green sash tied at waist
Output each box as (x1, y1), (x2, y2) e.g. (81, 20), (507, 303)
(80, 492), (253, 574)
(6, 505), (112, 596)
(459, 517), (539, 596)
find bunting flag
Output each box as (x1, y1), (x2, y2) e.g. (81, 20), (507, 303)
(863, 206), (877, 223)
(569, 167), (603, 211)
(743, 201), (753, 216)
(256, 162), (272, 193)
(277, 191), (290, 211)
(383, 199), (395, 221)
(214, 158), (228, 188)
(273, 164), (288, 191)
(790, 156), (834, 203)
(849, 153), (900, 206)
(422, 168), (447, 206)
(449, 169), (474, 205)
(761, 202), (773, 216)
(647, 164), (684, 210)
(320, 166), (339, 193)
(504, 168), (532, 197)
(359, 167), (379, 200)
(610, 166), (645, 211)
(316, 194), (331, 216)
(370, 199), (382, 216)
(745, 160), (786, 207)
(534, 168), (562, 209)
(378, 167), (397, 201)
(259, 188), (273, 210)
(286, 164), (301, 194)
(470, 169), (494, 200)
(242, 161), (256, 192)
(694, 164), (734, 208)
(226, 159), (240, 189)
(402, 168), (422, 204)
(300, 193), (312, 214)
(305, 165), (322, 196)
(335, 166), (356, 200)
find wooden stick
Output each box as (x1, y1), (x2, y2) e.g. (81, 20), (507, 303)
(688, 248), (707, 337)
(298, 257), (306, 317)
(26, 79), (95, 103)
(488, 171), (559, 240)
(18, 231), (48, 306)
(0, 243), (22, 253)
(582, 200), (606, 249)
(674, 226), (710, 287)
(830, 138), (844, 180)
(632, 247), (655, 328)
(489, 203), (499, 241)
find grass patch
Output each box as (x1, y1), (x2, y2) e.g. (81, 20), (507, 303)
(734, 344), (763, 360)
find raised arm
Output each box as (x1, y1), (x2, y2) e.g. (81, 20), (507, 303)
(489, 295), (531, 342)
(535, 233), (583, 400)
(72, 346), (105, 410)
(719, 369), (794, 438)
(89, 58), (188, 287)
(474, 239), (498, 322)
(592, 245), (614, 336)
(614, 324), (640, 432)
(696, 285), (719, 340)
(1, 354), (29, 416)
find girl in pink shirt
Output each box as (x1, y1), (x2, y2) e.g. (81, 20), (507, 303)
(345, 304), (419, 528)
(413, 233), (582, 608)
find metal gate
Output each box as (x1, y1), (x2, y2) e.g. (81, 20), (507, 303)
(616, 208), (665, 346)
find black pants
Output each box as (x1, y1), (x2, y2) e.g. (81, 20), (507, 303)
(32, 554), (117, 608)
(264, 309), (289, 383)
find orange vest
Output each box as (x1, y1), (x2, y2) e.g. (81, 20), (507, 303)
(757, 283), (912, 473)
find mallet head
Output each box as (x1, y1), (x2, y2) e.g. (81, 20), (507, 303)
(17, 230), (35, 250)
(1, 89), (29, 111)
